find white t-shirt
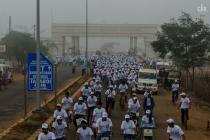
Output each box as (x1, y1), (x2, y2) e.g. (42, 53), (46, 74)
(105, 89), (116, 98)
(128, 101), (140, 113)
(77, 127), (93, 140)
(53, 109), (68, 120)
(167, 125), (184, 140)
(121, 120), (136, 134)
(96, 118), (113, 133)
(37, 132), (56, 140)
(141, 115), (155, 128)
(119, 84), (128, 93)
(172, 83), (179, 91)
(87, 96), (97, 107)
(52, 121), (67, 138)
(81, 87), (91, 97)
(94, 84), (102, 92)
(180, 97), (190, 109)
(93, 108), (106, 122)
(74, 102), (87, 115)
(62, 97), (73, 110)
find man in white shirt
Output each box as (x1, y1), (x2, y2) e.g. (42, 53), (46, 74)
(119, 81), (128, 106)
(61, 92), (73, 124)
(53, 104), (68, 122)
(179, 92), (190, 125)
(105, 85), (116, 115)
(52, 116), (67, 140)
(171, 80), (180, 103)
(87, 92), (97, 124)
(96, 112), (113, 140)
(81, 83), (91, 102)
(93, 81), (102, 101)
(92, 101), (106, 137)
(166, 118), (185, 140)
(128, 97), (141, 114)
(73, 97), (88, 130)
(38, 123), (56, 140)
(121, 114), (136, 140)
(77, 120), (94, 140)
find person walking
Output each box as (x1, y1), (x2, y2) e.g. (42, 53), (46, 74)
(166, 118), (185, 140)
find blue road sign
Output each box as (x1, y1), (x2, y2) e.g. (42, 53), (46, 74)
(28, 53), (54, 91)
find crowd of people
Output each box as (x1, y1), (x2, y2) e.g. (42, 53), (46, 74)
(38, 55), (190, 140)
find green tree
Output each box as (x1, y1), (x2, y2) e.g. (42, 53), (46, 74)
(152, 13), (210, 89)
(0, 31), (48, 64)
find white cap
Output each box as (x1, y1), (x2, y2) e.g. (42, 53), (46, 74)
(132, 93), (137, 96)
(109, 85), (113, 88)
(175, 80), (178, 82)
(125, 114), (130, 119)
(56, 115), (62, 120)
(132, 87), (136, 91)
(79, 97), (83, 101)
(146, 110), (151, 114)
(166, 118), (175, 124)
(133, 97), (137, 100)
(180, 92), (186, 96)
(56, 103), (61, 107)
(90, 92), (94, 95)
(85, 82), (88, 85)
(102, 112), (108, 117)
(42, 123), (48, 129)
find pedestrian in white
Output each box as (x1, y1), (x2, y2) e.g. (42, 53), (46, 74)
(87, 92), (97, 124)
(179, 92), (190, 125)
(61, 92), (73, 123)
(61, 92), (73, 111)
(166, 118), (185, 140)
(121, 114), (136, 140)
(96, 112), (113, 140)
(73, 97), (88, 129)
(53, 104), (68, 122)
(38, 123), (56, 140)
(52, 116), (67, 140)
(77, 120), (94, 140)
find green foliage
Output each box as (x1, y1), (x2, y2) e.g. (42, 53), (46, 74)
(0, 31), (48, 64)
(152, 12), (210, 69)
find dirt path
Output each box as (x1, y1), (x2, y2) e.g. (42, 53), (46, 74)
(154, 88), (210, 140)
(59, 86), (210, 140)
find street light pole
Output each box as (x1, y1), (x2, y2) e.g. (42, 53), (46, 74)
(36, 0), (41, 111)
(85, 0), (88, 73)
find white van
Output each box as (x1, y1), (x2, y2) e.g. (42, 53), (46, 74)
(137, 68), (158, 94)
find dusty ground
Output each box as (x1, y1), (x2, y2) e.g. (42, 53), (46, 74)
(64, 87), (210, 140)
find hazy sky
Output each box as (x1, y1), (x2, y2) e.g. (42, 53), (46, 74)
(0, 0), (209, 38)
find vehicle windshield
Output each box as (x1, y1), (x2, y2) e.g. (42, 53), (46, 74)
(139, 72), (157, 79)
(168, 71), (180, 78)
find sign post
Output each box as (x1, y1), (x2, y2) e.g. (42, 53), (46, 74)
(28, 53), (54, 92)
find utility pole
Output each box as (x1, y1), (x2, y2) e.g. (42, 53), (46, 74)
(85, 0), (88, 73)
(34, 24), (36, 40)
(9, 16), (11, 33)
(36, 0), (41, 111)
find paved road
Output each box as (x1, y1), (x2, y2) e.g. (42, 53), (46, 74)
(0, 65), (81, 133)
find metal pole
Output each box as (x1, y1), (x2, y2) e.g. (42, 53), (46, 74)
(36, 0), (41, 111)
(24, 66), (27, 118)
(54, 65), (57, 108)
(9, 16), (11, 33)
(85, 0), (88, 74)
